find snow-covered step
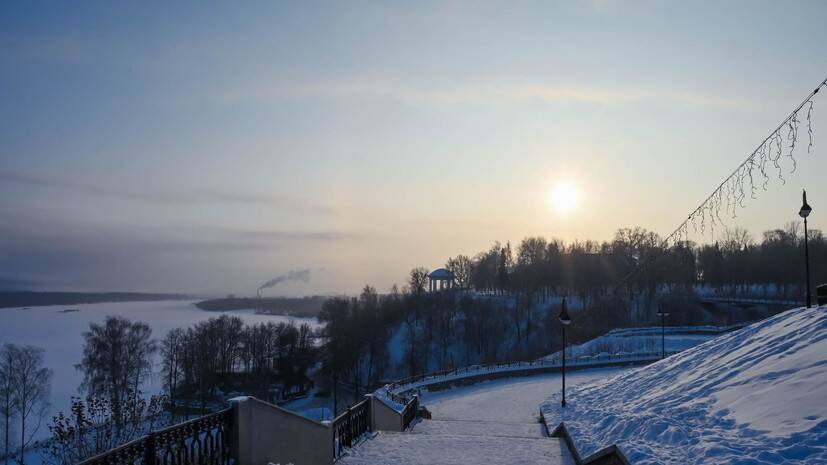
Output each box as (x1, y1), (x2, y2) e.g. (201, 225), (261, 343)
(338, 431), (576, 465)
(411, 418), (546, 438)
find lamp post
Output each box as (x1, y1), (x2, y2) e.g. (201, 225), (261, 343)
(800, 190), (813, 308)
(558, 298), (571, 407)
(656, 305), (670, 359)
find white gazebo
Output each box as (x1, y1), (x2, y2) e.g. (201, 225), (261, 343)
(428, 268), (455, 292)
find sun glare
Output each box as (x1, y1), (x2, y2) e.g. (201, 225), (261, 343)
(549, 182), (578, 214)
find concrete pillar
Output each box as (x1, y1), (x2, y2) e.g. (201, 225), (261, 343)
(369, 395), (404, 431)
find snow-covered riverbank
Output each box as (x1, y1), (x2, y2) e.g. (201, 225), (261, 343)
(0, 300), (321, 441)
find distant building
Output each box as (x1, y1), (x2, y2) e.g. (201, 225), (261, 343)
(428, 268), (455, 292)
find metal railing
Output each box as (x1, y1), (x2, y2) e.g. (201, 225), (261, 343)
(401, 396), (419, 430)
(384, 350), (677, 402)
(332, 398), (371, 458)
(699, 296), (805, 306)
(78, 408), (233, 465)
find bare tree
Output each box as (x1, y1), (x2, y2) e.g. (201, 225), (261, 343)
(408, 267), (429, 296)
(12, 345), (52, 465)
(0, 345), (16, 465)
(161, 328), (185, 423)
(445, 255), (472, 289)
(76, 317), (157, 429)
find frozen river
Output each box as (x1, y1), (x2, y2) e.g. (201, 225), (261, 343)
(0, 300), (321, 440)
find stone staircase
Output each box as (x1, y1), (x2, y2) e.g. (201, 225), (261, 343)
(338, 418), (576, 465)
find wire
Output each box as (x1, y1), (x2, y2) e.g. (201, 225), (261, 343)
(622, 75), (827, 286)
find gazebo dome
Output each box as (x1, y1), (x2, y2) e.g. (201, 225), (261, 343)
(428, 268), (454, 279)
(427, 268), (456, 292)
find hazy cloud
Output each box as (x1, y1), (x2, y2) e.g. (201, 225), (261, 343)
(0, 170), (333, 214)
(220, 77), (748, 109)
(211, 227), (360, 242)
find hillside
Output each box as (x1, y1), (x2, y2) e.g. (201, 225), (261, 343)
(541, 305), (827, 464)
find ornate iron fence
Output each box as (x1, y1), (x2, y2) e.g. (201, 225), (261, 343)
(78, 408), (233, 465)
(401, 396), (418, 430)
(332, 398), (371, 458)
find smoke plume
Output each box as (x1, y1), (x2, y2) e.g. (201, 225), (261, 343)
(257, 269), (312, 293)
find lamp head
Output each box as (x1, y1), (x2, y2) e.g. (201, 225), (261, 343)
(799, 190), (812, 218)
(558, 298), (571, 325)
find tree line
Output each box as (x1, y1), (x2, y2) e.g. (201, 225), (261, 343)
(37, 314), (316, 465)
(12, 221), (822, 462)
(160, 314), (315, 418)
(319, 223), (824, 394)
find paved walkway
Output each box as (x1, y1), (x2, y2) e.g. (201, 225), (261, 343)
(340, 368), (627, 465)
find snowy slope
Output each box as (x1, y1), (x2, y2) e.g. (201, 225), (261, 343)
(541, 325), (735, 361)
(540, 305), (827, 464)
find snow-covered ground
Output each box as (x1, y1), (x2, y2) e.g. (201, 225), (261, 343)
(342, 367), (628, 465)
(419, 367), (628, 424)
(542, 325), (732, 361)
(541, 305), (827, 465)
(339, 431), (575, 465)
(374, 349), (675, 413)
(0, 300), (320, 442)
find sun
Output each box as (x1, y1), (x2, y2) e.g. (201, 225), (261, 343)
(549, 182), (578, 214)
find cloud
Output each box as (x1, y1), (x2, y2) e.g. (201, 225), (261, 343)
(0, 275), (45, 291)
(211, 227), (360, 242)
(0, 213), (356, 292)
(0, 170), (333, 214)
(219, 77), (746, 109)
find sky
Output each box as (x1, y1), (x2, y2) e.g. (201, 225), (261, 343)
(1, 1), (827, 296)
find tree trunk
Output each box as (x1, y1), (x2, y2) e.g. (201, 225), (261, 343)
(19, 408), (25, 465)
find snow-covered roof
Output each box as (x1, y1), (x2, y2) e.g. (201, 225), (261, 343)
(428, 268), (454, 280)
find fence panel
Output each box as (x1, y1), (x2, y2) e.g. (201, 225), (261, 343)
(79, 408), (233, 465)
(401, 396), (419, 430)
(332, 398), (371, 458)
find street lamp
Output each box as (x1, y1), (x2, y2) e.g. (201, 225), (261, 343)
(800, 190), (813, 308)
(558, 298), (572, 407)
(656, 305), (670, 359)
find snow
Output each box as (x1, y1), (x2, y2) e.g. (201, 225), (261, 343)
(542, 325), (734, 361)
(0, 300), (320, 442)
(338, 432), (575, 465)
(342, 367), (628, 465)
(298, 407), (334, 422)
(540, 305), (827, 465)
(419, 368), (628, 424)
(374, 351), (669, 413)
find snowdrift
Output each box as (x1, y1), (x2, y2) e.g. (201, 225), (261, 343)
(541, 305), (827, 464)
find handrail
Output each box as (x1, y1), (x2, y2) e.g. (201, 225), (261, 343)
(401, 396), (419, 430)
(78, 407), (233, 465)
(382, 351), (677, 404)
(332, 398), (371, 458)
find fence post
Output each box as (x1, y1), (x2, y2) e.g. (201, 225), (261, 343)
(144, 432), (157, 465)
(346, 406), (352, 448)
